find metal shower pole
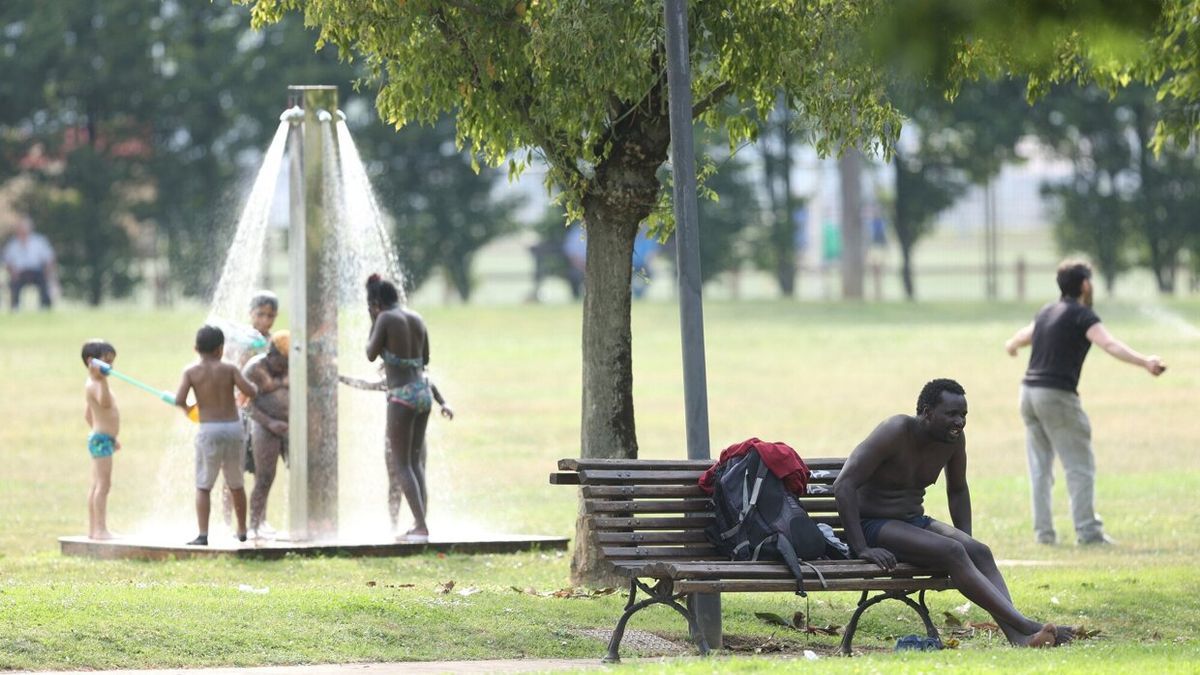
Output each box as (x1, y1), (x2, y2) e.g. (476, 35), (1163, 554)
(285, 85), (339, 540)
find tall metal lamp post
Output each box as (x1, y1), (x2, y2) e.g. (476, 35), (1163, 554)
(664, 0), (720, 649)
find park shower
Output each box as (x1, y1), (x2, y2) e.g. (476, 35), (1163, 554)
(150, 86), (405, 542)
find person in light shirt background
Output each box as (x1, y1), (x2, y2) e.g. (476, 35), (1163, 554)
(3, 213), (57, 311)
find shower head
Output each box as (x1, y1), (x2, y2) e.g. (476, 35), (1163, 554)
(280, 105), (304, 124)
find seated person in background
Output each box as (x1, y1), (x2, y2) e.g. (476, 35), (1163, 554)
(833, 378), (1070, 648)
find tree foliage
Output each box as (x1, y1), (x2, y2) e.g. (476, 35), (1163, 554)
(1, 0), (514, 304)
(1033, 84), (1200, 294)
(1, 0), (160, 304)
(887, 78), (1027, 299)
(358, 115), (521, 300)
(242, 0), (902, 464)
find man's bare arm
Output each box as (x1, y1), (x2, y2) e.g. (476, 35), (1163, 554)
(833, 417), (903, 570)
(1086, 323), (1166, 375)
(944, 445), (972, 536)
(1005, 321), (1035, 357)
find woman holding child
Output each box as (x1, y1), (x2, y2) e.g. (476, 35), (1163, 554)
(364, 274), (433, 543)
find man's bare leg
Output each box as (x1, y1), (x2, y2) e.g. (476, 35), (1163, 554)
(926, 521), (1074, 644)
(878, 521), (1056, 647)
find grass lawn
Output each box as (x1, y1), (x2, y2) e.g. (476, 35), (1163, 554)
(1, 297), (1198, 671)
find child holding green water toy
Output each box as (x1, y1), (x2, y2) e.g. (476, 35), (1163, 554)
(82, 339), (120, 540)
(175, 325), (259, 546)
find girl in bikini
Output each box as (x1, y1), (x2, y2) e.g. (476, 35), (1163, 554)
(364, 274), (435, 542)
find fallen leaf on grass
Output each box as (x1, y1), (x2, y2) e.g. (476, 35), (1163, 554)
(1073, 626), (1102, 640)
(754, 612), (792, 627)
(953, 601), (972, 615)
(969, 622), (1000, 633)
(754, 639), (784, 654)
(456, 586), (481, 597)
(509, 586), (617, 599)
(366, 581), (377, 587)
(437, 580), (456, 594)
(942, 637), (960, 649)
(753, 612), (839, 635)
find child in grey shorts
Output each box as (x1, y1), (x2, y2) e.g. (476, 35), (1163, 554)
(174, 325), (258, 546)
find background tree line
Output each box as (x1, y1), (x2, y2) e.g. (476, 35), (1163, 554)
(4, 2), (1197, 308)
(0, 0), (516, 305)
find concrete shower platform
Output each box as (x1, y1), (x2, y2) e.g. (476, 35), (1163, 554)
(59, 533), (568, 561)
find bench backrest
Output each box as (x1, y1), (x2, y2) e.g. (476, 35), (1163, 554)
(552, 457), (846, 563)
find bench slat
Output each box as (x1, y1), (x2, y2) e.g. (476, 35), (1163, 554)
(585, 496), (837, 513)
(590, 515), (842, 531)
(596, 531), (711, 544)
(602, 545), (720, 559)
(581, 484), (836, 499)
(587, 499), (713, 513)
(583, 484), (706, 498)
(559, 457), (847, 471)
(578, 469), (705, 484)
(675, 577), (954, 594)
(591, 516), (713, 529)
(617, 561), (946, 580)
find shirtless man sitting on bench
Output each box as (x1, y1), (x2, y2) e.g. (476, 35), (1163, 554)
(833, 378), (1070, 648)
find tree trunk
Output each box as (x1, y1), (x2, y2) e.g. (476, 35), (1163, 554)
(447, 255), (473, 302)
(571, 212), (643, 588)
(900, 243), (915, 301)
(839, 148), (864, 299)
(579, 214), (638, 459)
(764, 102), (796, 297)
(570, 111), (670, 587)
(893, 155), (917, 301)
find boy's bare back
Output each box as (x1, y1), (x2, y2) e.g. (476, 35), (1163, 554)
(177, 358), (257, 423)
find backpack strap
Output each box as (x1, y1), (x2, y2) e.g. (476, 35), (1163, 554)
(772, 533), (829, 596)
(719, 460), (771, 541)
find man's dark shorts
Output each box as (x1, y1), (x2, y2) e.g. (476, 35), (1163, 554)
(859, 514), (933, 549)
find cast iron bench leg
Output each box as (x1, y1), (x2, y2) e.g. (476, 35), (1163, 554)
(840, 589), (942, 655)
(603, 578), (708, 663)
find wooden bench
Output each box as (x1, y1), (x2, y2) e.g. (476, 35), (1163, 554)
(551, 457), (953, 661)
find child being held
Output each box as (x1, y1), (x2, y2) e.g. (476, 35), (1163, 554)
(82, 339), (121, 540)
(175, 325), (258, 545)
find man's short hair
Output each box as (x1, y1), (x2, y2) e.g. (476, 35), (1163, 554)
(81, 339), (116, 367)
(917, 378), (966, 415)
(1056, 260), (1092, 298)
(195, 325), (225, 354)
(249, 290), (279, 312)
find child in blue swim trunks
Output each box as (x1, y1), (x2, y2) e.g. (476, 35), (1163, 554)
(82, 339), (121, 540)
